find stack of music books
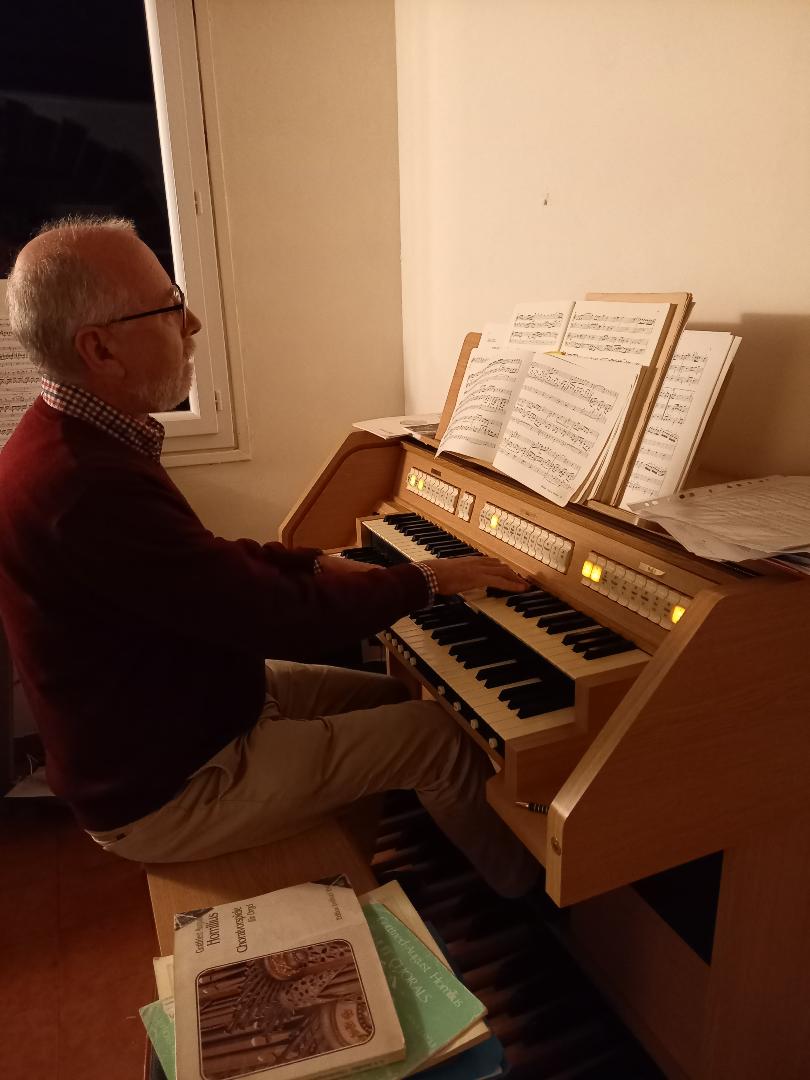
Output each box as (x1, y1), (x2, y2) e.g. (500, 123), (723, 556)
(143, 879), (499, 1080)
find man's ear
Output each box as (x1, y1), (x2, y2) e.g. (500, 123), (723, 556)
(73, 325), (125, 380)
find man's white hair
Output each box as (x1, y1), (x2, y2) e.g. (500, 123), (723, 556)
(7, 215), (138, 382)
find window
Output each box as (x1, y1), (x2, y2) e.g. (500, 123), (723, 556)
(0, 1), (247, 464)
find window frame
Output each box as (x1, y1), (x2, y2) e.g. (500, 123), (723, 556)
(144, 0), (250, 465)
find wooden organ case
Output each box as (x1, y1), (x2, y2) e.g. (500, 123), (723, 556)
(281, 430), (810, 1079)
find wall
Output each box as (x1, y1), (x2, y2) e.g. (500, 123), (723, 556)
(396, 0), (810, 481)
(172, 0), (404, 539)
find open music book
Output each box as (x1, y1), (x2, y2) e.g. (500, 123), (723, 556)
(436, 295), (687, 507)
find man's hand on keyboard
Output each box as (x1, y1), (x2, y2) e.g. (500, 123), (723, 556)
(424, 556), (529, 597)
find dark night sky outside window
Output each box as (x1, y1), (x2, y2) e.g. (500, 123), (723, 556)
(0, 3), (184, 398)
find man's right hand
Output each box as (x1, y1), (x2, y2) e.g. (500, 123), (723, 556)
(423, 555), (529, 597)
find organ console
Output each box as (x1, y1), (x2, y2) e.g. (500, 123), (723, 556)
(281, 428), (810, 1079)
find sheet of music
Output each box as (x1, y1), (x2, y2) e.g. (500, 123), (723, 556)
(0, 281), (40, 450)
(508, 301), (574, 351)
(621, 331), (739, 510)
(492, 354), (637, 507)
(436, 347), (532, 461)
(632, 475), (810, 560)
(560, 300), (671, 367)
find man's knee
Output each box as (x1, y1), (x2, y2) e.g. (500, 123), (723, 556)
(383, 675), (415, 705)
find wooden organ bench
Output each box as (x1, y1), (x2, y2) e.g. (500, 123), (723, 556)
(145, 818), (377, 956)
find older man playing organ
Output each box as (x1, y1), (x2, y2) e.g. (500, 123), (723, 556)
(0, 216), (539, 898)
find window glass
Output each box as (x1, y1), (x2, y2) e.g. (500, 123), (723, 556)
(0, 2), (173, 275)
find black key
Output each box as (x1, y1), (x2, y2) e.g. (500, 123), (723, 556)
(536, 609), (577, 627)
(384, 513), (422, 523)
(517, 693), (572, 719)
(498, 681), (546, 703)
(509, 693), (559, 715)
(435, 633), (487, 652)
(403, 527), (446, 540)
(546, 617), (598, 636)
(432, 623), (483, 644)
(449, 639), (500, 661)
(541, 613), (595, 632)
(393, 518), (433, 529)
(572, 633), (625, 653)
(412, 526), (450, 537)
(506, 589), (549, 608)
(584, 640), (637, 660)
(460, 645), (517, 669)
(518, 600), (569, 618)
(562, 626), (613, 646)
(479, 663), (537, 688)
(398, 522), (444, 534)
(415, 611), (468, 629)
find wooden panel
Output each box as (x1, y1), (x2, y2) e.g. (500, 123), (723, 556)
(566, 886), (708, 1079)
(486, 772), (548, 866)
(500, 669), (642, 806)
(279, 431), (402, 550)
(146, 819), (377, 955)
(546, 578), (810, 906)
(700, 817), (810, 1078)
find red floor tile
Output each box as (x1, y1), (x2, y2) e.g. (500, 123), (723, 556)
(0, 800), (157, 1080)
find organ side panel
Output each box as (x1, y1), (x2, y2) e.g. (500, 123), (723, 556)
(281, 431), (810, 1078)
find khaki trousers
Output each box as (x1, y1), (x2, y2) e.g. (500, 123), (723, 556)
(90, 661), (540, 898)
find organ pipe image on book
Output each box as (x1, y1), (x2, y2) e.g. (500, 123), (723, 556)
(195, 941), (373, 1079)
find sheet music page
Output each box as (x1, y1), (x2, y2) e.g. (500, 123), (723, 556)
(436, 347), (533, 462)
(554, 301), (671, 498)
(620, 331), (738, 509)
(631, 476), (810, 559)
(353, 413), (440, 440)
(491, 354), (636, 506)
(560, 300), (671, 367)
(0, 281), (40, 450)
(508, 301), (575, 351)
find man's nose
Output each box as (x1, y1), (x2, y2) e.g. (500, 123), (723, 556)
(186, 307), (202, 336)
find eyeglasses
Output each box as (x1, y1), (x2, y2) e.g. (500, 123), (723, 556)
(106, 283), (187, 331)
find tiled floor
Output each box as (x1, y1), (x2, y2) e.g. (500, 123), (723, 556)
(0, 799), (158, 1080)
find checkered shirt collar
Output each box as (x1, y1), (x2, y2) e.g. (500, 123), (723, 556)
(40, 379), (165, 462)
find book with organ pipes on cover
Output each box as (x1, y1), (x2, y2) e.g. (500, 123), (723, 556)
(173, 881), (405, 1080)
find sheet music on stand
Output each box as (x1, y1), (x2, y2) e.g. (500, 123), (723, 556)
(619, 330), (740, 511)
(629, 475), (810, 563)
(0, 281), (40, 450)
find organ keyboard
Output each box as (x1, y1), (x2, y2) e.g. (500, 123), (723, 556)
(282, 429), (810, 1079)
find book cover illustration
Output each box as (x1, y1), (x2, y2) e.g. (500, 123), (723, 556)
(195, 940), (373, 1079)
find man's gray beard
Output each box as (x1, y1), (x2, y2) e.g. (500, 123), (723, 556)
(145, 360), (194, 413)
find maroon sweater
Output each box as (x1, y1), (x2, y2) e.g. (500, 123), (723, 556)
(0, 398), (429, 829)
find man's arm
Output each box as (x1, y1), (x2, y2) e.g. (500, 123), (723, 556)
(57, 468), (430, 660)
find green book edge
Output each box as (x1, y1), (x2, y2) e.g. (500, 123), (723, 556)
(358, 902), (486, 1080)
